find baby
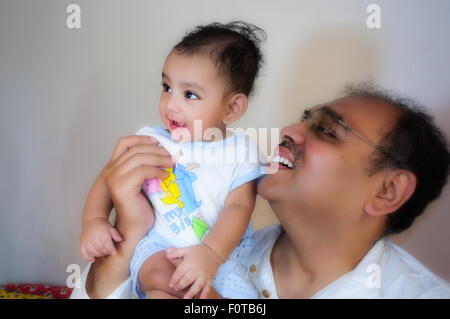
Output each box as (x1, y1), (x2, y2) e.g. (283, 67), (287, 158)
(80, 21), (266, 299)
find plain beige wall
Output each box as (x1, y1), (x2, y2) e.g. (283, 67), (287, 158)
(1, 0), (449, 286)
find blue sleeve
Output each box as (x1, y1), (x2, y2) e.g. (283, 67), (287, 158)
(229, 167), (264, 192)
(228, 135), (266, 192)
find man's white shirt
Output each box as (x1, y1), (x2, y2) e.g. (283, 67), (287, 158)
(245, 224), (450, 299)
(71, 224), (450, 299)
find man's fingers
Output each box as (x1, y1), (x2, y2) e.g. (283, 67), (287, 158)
(106, 165), (170, 199)
(113, 144), (173, 168)
(112, 153), (174, 181)
(110, 135), (158, 161)
(124, 165), (171, 191)
(183, 277), (206, 299)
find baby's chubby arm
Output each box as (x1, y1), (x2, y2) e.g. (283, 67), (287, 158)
(166, 180), (257, 298)
(80, 134), (163, 262)
(80, 168), (120, 262)
(203, 180), (257, 263)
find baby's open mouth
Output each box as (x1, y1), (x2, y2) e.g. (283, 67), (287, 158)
(170, 120), (186, 130)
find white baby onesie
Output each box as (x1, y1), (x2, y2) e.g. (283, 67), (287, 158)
(130, 125), (265, 298)
(136, 125), (264, 247)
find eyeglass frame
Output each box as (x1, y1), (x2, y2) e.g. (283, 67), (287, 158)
(302, 106), (402, 166)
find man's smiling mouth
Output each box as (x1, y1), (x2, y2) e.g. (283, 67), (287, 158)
(272, 138), (302, 170)
(272, 155), (294, 169)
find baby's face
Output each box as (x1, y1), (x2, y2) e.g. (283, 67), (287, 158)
(159, 51), (229, 141)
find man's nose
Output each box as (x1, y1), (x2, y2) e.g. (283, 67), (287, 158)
(280, 122), (308, 145)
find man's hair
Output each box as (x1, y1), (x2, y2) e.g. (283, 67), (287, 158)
(173, 21), (266, 97)
(342, 82), (450, 236)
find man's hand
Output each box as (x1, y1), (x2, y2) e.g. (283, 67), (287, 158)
(84, 135), (175, 299)
(166, 243), (223, 299)
(102, 135), (175, 236)
(80, 217), (122, 262)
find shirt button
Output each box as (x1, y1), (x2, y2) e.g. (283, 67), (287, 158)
(262, 290), (270, 298)
(250, 264), (257, 273)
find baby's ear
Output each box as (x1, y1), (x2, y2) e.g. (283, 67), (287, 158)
(223, 93), (248, 125)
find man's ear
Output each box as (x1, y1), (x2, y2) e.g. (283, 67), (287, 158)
(364, 169), (417, 217)
(223, 93), (248, 125)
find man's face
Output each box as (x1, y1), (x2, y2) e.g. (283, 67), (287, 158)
(258, 96), (400, 232)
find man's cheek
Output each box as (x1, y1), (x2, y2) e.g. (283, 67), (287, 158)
(307, 154), (348, 192)
(308, 149), (339, 172)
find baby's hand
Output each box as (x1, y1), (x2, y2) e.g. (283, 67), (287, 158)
(166, 243), (223, 299)
(80, 218), (122, 262)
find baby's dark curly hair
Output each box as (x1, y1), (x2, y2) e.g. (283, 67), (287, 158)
(173, 21), (266, 97)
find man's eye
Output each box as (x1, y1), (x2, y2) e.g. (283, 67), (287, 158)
(185, 91), (199, 99)
(162, 83), (172, 92)
(314, 125), (336, 139)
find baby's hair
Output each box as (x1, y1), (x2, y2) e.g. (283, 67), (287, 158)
(173, 21), (266, 97)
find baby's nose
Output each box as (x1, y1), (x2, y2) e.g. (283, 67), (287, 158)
(165, 94), (181, 112)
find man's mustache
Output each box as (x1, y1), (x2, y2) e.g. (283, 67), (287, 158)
(278, 138), (303, 168)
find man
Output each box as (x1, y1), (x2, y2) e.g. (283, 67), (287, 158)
(72, 83), (450, 298)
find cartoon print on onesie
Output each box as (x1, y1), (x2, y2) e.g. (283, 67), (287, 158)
(142, 162), (208, 240)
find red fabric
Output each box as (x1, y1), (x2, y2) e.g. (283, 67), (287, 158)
(0, 283), (73, 299)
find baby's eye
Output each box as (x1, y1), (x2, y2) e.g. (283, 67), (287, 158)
(162, 83), (172, 92)
(185, 91), (199, 100)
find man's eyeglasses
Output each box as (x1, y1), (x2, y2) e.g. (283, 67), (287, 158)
(301, 106), (401, 166)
